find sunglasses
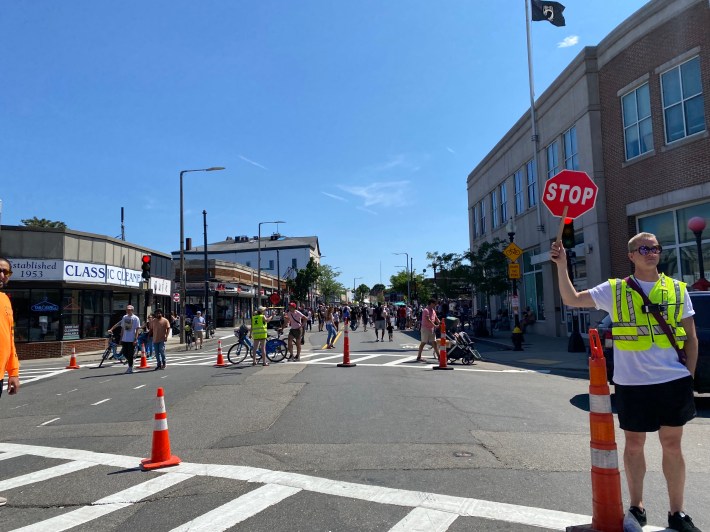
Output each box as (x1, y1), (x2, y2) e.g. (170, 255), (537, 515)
(0, 268), (12, 276)
(631, 245), (663, 255)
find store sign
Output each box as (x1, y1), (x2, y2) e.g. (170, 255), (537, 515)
(150, 277), (172, 296)
(62, 324), (80, 340)
(31, 297), (60, 312)
(8, 259), (142, 287)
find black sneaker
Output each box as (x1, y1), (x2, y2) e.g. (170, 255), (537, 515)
(629, 506), (647, 527)
(668, 511), (701, 532)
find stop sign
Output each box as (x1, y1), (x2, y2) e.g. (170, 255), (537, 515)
(270, 293), (281, 305)
(542, 170), (598, 219)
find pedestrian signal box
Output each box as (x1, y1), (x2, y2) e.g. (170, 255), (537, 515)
(561, 218), (575, 249)
(141, 255), (151, 280)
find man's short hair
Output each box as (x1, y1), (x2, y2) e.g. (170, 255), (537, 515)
(126, 305), (134, 310)
(428, 298), (437, 305)
(154, 309), (162, 315)
(628, 232), (658, 252)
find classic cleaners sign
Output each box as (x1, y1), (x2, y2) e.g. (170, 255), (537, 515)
(9, 259), (143, 287)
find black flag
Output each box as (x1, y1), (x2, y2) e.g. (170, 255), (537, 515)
(531, 0), (566, 27)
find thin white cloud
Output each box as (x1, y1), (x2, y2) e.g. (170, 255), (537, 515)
(357, 206), (378, 215)
(446, 147), (456, 154)
(339, 181), (411, 208)
(321, 191), (347, 202)
(238, 154), (268, 170)
(557, 35), (579, 48)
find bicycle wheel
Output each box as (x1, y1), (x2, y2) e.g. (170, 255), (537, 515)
(471, 349), (483, 361)
(266, 339), (287, 362)
(98, 346), (112, 368)
(227, 342), (250, 365)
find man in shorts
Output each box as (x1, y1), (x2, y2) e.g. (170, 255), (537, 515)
(417, 299), (440, 362)
(286, 302), (307, 361)
(192, 311), (206, 349)
(551, 232), (700, 532)
(374, 302), (387, 342)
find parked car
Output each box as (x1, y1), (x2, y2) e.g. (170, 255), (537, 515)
(598, 291), (710, 393)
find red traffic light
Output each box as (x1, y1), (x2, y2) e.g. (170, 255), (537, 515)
(564, 217), (573, 224)
(142, 255), (151, 263)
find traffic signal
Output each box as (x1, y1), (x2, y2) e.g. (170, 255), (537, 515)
(561, 218), (575, 249)
(141, 255), (151, 280)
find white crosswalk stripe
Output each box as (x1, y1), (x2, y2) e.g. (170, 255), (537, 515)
(0, 442), (631, 531)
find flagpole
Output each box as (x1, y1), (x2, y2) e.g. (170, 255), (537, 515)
(524, 0), (545, 233)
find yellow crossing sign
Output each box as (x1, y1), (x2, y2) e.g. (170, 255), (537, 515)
(508, 263), (521, 279)
(503, 242), (523, 262)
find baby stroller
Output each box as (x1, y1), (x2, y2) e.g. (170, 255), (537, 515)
(445, 317), (483, 364)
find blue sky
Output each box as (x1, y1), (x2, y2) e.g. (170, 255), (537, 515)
(2, 0), (649, 290)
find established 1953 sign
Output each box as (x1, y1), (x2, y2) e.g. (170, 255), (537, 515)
(542, 170), (598, 219)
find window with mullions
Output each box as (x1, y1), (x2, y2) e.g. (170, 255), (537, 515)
(514, 170), (523, 214)
(473, 204), (480, 237)
(491, 190), (498, 229)
(500, 183), (508, 225)
(479, 200), (487, 235)
(622, 83), (653, 160)
(522, 248), (545, 321)
(638, 202), (710, 285)
(546, 141), (559, 179)
(661, 56), (706, 144)
(563, 126), (579, 170)
(526, 160), (537, 207)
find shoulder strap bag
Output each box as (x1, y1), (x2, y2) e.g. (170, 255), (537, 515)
(625, 276), (687, 365)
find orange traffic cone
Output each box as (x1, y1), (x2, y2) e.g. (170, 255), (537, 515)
(66, 347), (80, 369)
(337, 327), (356, 367)
(138, 347), (150, 369)
(214, 340), (228, 367)
(141, 387), (181, 470)
(433, 320), (453, 371)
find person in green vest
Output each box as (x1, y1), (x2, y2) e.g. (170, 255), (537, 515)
(250, 306), (273, 366)
(551, 232), (700, 532)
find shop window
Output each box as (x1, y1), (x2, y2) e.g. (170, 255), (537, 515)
(622, 83), (653, 160)
(6, 289), (30, 343)
(522, 249), (545, 321)
(661, 56), (705, 143)
(29, 289), (61, 341)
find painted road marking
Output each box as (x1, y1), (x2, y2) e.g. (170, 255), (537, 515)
(133, 384), (146, 389)
(37, 418), (60, 427)
(389, 507), (459, 531)
(0, 443), (611, 531)
(91, 398), (111, 406)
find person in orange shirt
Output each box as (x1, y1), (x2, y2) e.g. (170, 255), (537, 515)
(0, 257), (21, 507)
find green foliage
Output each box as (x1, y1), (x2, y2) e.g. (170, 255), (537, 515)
(286, 258), (320, 303)
(355, 283), (370, 302)
(21, 217), (67, 229)
(389, 270), (430, 303)
(462, 238), (510, 298)
(370, 283), (386, 303)
(316, 264), (346, 304)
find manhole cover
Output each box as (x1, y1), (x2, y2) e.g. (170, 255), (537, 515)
(453, 451), (473, 458)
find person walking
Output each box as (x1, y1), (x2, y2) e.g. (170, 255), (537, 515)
(250, 306), (272, 366)
(416, 299), (440, 362)
(0, 258), (21, 507)
(551, 232), (700, 532)
(108, 304), (140, 374)
(374, 302), (387, 342)
(151, 309), (171, 370)
(285, 302), (307, 361)
(325, 306), (337, 348)
(192, 311), (206, 349)
(361, 305), (369, 331)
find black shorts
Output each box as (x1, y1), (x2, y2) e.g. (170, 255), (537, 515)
(614, 376), (696, 432)
(289, 328), (302, 340)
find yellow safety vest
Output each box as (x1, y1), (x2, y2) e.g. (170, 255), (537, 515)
(610, 275), (687, 350)
(251, 314), (268, 340)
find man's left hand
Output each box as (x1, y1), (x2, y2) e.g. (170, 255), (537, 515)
(7, 376), (19, 395)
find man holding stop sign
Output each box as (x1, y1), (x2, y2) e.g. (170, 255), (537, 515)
(547, 172), (701, 531)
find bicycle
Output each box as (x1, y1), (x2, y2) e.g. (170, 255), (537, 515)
(184, 324), (195, 350)
(227, 327), (287, 364)
(98, 335), (125, 368)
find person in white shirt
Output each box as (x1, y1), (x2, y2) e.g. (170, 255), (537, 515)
(108, 305), (140, 374)
(192, 311), (206, 349)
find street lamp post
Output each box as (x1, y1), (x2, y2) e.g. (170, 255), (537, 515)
(688, 216), (709, 291)
(257, 221), (286, 310)
(393, 252), (410, 302)
(203, 209), (209, 339)
(506, 218), (520, 329)
(179, 166), (225, 345)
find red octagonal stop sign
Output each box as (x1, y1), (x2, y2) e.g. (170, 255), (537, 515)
(542, 170), (598, 219)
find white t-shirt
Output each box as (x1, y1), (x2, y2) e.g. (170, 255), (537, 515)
(120, 314), (141, 343)
(588, 279), (694, 386)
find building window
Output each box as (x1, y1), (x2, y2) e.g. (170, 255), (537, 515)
(661, 56), (706, 144)
(245, 261), (251, 268)
(473, 204), (480, 237)
(514, 170), (523, 214)
(268, 260), (275, 270)
(637, 201), (710, 284)
(291, 258), (297, 270)
(546, 141), (559, 179)
(622, 83), (653, 160)
(491, 190), (498, 229)
(479, 200), (487, 235)
(526, 160), (537, 208)
(500, 183), (508, 225)
(522, 248), (545, 321)
(563, 126), (579, 170)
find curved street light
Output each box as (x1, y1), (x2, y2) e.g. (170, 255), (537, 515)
(393, 252), (410, 302)
(179, 167), (225, 344)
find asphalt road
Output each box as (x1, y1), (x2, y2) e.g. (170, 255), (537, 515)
(1, 326), (708, 531)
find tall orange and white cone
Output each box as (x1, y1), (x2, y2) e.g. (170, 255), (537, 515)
(214, 339), (228, 367)
(137, 346), (150, 369)
(141, 387), (181, 470)
(337, 326), (356, 367)
(66, 347), (80, 369)
(433, 320), (453, 371)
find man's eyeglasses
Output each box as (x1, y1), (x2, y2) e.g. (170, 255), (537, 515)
(631, 245), (663, 256)
(0, 268), (12, 276)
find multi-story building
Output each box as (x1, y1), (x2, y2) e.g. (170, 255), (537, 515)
(467, 0), (708, 339)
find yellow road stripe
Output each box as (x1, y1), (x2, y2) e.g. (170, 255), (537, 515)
(321, 330), (343, 350)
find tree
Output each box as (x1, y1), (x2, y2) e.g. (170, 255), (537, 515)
(317, 264), (346, 304)
(286, 258), (320, 303)
(388, 270), (410, 299)
(370, 283), (386, 303)
(462, 239), (510, 333)
(21, 217), (67, 229)
(425, 251), (469, 299)
(355, 283), (370, 303)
